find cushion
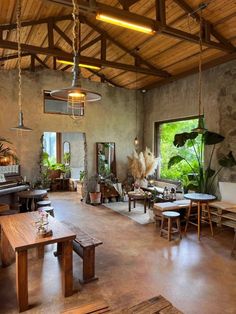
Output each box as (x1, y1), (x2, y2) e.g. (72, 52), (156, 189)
(210, 201), (236, 211)
(219, 182), (236, 203)
(153, 202), (180, 211)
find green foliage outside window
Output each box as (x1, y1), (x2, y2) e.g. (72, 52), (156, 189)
(159, 118), (200, 180)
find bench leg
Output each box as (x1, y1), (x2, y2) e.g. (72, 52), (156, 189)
(82, 247), (98, 284)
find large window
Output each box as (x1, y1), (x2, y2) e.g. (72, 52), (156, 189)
(156, 118), (201, 180)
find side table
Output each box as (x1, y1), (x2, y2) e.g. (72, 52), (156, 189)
(128, 191), (151, 213)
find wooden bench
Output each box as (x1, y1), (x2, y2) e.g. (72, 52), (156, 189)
(55, 222), (103, 283)
(61, 295), (183, 314)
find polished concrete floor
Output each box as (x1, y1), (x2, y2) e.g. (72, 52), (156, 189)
(0, 192), (235, 314)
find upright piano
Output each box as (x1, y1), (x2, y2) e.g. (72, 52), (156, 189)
(0, 165), (29, 209)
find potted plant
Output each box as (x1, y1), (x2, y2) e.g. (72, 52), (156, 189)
(127, 147), (159, 188)
(168, 130), (236, 194)
(87, 175), (101, 204)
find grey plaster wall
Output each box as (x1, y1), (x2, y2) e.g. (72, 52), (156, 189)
(61, 132), (84, 168)
(144, 60), (236, 182)
(0, 69), (143, 182)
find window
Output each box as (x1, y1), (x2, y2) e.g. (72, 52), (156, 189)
(156, 118), (201, 180)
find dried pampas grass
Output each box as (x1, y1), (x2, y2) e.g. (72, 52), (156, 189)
(128, 148), (159, 179)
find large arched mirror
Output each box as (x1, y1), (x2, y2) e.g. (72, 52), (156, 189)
(96, 142), (116, 177)
(63, 141), (71, 165)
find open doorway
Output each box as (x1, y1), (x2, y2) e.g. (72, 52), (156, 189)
(42, 132), (85, 193)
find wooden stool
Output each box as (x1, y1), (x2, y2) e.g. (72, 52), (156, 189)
(37, 200), (51, 208)
(39, 206), (54, 217)
(160, 211), (181, 241)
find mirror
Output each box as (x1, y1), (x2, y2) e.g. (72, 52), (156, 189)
(96, 142), (116, 177)
(63, 141), (71, 165)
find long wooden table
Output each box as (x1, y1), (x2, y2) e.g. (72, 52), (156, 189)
(0, 212), (76, 312)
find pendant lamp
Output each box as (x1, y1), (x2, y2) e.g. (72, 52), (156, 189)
(50, 0), (101, 118)
(192, 10), (207, 134)
(11, 0), (32, 131)
(134, 71), (139, 147)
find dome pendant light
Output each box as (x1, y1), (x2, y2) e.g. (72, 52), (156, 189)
(192, 10), (207, 134)
(50, 0), (101, 118)
(11, 0), (32, 132)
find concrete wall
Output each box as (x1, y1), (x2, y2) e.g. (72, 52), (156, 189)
(0, 69), (143, 182)
(144, 60), (236, 182)
(61, 132), (84, 169)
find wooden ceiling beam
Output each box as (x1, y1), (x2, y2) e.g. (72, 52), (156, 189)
(80, 15), (170, 77)
(87, 68), (123, 88)
(0, 15), (72, 31)
(34, 55), (50, 68)
(0, 52), (30, 62)
(0, 39), (164, 76)
(53, 23), (73, 47)
(118, 1), (140, 10)
(172, 0), (235, 50)
(45, 0), (235, 52)
(81, 35), (101, 52)
(143, 51), (236, 90)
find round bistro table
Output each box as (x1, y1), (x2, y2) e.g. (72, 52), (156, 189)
(184, 193), (216, 240)
(18, 189), (48, 211)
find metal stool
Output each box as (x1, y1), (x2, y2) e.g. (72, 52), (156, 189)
(39, 206), (54, 217)
(37, 200), (51, 208)
(160, 211), (181, 241)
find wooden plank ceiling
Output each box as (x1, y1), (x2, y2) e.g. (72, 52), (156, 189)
(0, 0), (235, 89)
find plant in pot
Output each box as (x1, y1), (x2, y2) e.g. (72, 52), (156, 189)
(127, 147), (159, 188)
(168, 130), (236, 194)
(87, 174), (101, 204)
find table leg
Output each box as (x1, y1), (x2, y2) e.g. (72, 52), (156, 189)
(16, 250), (28, 312)
(1, 228), (15, 267)
(134, 199), (136, 208)
(61, 240), (73, 297)
(231, 228), (236, 257)
(207, 202), (214, 236)
(185, 200), (192, 233)
(198, 201), (201, 241)
(168, 218), (172, 241)
(128, 198), (131, 212)
(144, 199), (147, 213)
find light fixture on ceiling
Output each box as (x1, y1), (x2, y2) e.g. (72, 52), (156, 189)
(192, 8), (207, 134)
(96, 13), (154, 34)
(11, 0), (32, 132)
(57, 59), (101, 71)
(50, 0), (101, 119)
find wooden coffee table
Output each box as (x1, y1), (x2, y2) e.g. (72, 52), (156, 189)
(128, 191), (151, 213)
(0, 212), (76, 312)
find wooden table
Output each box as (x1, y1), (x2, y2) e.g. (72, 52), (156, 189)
(128, 191), (151, 213)
(18, 189), (47, 211)
(184, 193), (216, 240)
(0, 212), (76, 312)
